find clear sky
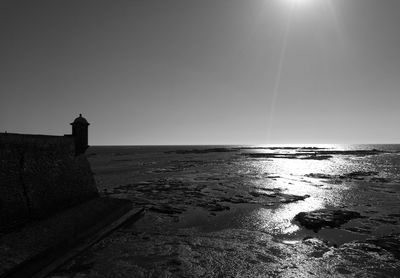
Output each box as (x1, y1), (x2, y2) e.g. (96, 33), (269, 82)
(1, 0), (399, 145)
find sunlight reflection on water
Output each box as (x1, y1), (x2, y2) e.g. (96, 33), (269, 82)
(251, 197), (325, 234)
(247, 156), (342, 234)
(252, 156), (337, 177)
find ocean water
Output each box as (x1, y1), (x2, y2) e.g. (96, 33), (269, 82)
(88, 144), (400, 241)
(49, 144), (400, 277)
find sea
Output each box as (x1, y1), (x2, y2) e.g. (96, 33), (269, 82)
(49, 144), (400, 277)
(87, 144), (400, 242)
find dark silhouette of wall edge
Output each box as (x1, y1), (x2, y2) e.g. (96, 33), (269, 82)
(0, 115), (98, 232)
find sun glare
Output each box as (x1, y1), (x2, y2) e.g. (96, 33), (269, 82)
(286, 0), (315, 7)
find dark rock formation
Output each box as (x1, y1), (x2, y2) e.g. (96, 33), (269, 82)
(280, 194), (310, 203)
(243, 149), (384, 160)
(294, 209), (363, 232)
(165, 148), (237, 154)
(249, 190), (310, 205)
(305, 171), (384, 182)
(244, 153), (332, 160)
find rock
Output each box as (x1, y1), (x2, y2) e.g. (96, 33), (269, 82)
(345, 226), (372, 234)
(243, 149), (385, 160)
(249, 191), (276, 198)
(372, 217), (398, 225)
(344, 171), (379, 178)
(266, 175), (280, 179)
(243, 153), (331, 160)
(219, 197), (248, 204)
(249, 190), (310, 205)
(165, 148), (237, 154)
(294, 209), (363, 232)
(370, 177), (391, 183)
(280, 194), (310, 204)
(305, 173), (333, 179)
(149, 205), (184, 214)
(366, 233), (400, 259)
(338, 242), (391, 258)
(305, 171), (381, 182)
(301, 237), (330, 257)
(300, 155), (332, 160)
(208, 203), (230, 212)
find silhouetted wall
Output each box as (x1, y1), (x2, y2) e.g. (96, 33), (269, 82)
(0, 133), (98, 232)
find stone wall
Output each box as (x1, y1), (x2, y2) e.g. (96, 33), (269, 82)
(0, 133), (98, 232)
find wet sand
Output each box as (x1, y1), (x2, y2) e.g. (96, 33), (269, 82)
(49, 145), (400, 277)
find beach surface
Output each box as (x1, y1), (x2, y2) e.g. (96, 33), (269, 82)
(49, 145), (400, 277)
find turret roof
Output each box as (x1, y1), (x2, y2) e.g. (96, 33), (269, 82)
(71, 114), (89, 125)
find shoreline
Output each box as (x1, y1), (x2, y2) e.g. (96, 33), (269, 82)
(48, 145), (400, 277)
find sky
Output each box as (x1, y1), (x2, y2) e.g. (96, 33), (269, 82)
(1, 0), (400, 145)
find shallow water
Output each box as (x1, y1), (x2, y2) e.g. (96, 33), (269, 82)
(50, 144), (400, 277)
(89, 144), (400, 236)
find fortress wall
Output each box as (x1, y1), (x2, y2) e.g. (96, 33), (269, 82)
(0, 133), (99, 231)
(0, 144), (30, 230)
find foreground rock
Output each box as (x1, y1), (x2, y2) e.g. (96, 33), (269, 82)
(366, 233), (400, 259)
(49, 228), (400, 278)
(294, 209), (363, 232)
(0, 198), (133, 278)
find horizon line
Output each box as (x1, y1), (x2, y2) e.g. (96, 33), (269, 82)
(89, 142), (400, 147)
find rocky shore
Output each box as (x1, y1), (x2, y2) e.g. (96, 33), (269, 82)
(47, 146), (400, 277)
